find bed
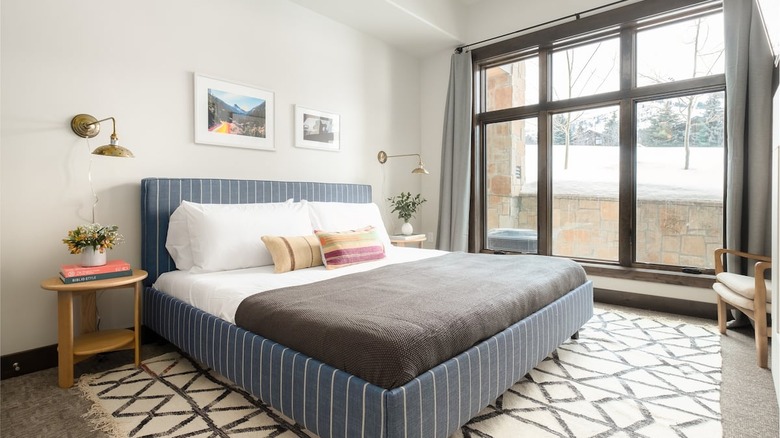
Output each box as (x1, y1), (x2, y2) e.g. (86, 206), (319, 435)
(141, 177), (593, 438)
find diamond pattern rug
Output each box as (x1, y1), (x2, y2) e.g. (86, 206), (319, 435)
(77, 309), (721, 437)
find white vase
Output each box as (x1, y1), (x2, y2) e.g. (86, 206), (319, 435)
(80, 247), (107, 267)
(401, 222), (414, 235)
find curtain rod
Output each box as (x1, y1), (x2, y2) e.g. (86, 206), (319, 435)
(455, 0), (632, 53)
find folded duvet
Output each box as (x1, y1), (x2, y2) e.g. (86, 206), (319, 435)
(235, 252), (587, 389)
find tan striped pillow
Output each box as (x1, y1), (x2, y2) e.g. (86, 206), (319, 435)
(261, 235), (323, 273)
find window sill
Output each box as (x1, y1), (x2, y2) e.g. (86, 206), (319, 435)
(481, 250), (715, 288)
(580, 262), (715, 289)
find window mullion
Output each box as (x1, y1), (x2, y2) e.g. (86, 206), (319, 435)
(538, 47), (552, 255)
(618, 28), (635, 266)
(619, 99), (635, 266)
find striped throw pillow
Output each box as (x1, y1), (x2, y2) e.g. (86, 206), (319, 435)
(261, 235), (323, 273)
(315, 226), (386, 269)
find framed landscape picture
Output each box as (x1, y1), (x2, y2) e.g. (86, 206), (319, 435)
(294, 105), (340, 151)
(194, 73), (275, 151)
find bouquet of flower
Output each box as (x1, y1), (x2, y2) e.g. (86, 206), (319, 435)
(62, 223), (124, 254)
(387, 192), (426, 222)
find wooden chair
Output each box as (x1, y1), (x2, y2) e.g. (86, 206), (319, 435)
(713, 248), (772, 368)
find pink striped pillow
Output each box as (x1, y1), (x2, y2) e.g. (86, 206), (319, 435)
(315, 226), (386, 269)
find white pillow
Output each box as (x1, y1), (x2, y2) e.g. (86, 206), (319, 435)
(307, 201), (391, 248)
(165, 206), (194, 270)
(180, 200), (313, 273)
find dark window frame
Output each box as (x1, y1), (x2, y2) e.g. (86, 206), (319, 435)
(472, 0), (725, 277)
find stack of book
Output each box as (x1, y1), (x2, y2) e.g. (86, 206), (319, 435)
(59, 259), (132, 284)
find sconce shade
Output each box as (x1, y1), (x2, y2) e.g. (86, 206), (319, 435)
(92, 134), (135, 158)
(377, 150), (429, 175)
(70, 114), (135, 158)
(412, 164), (429, 174)
(91, 144), (134, 158)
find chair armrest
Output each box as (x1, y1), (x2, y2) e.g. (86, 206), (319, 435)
(714, 248), (772, 274)
(754, 261), (772, 305)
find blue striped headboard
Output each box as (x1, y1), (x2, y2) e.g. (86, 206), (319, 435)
(140, 178), (373, 286)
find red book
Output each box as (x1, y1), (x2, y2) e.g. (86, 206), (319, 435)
(60, 259), (132, 278)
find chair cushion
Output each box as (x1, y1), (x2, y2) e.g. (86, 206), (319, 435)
(715, 272), (772, 300)
(714, 272), (771, 310)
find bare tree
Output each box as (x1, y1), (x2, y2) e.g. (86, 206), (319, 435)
(637, 17), (724, 170)
(553, 42), (617, 169)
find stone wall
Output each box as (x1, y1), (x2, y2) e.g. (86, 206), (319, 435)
(486, 64), (527, 231)
(503, 193), (722, 268)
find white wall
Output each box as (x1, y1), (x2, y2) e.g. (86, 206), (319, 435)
(0, 0), (422, 355)
(391, 0), (465, 38)
(772, 61), (780, 423)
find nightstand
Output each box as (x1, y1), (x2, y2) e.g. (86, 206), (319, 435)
(40, 269), (148, 388)
(389, 234), (427, 248)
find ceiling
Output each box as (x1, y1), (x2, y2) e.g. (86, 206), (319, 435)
(289, 0), (477, 57)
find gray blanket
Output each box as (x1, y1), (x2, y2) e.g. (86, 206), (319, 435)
(235, 252), (587, 389)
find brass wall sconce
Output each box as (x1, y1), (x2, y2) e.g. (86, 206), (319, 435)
(70, 114), (135, 158)
(377, 150), (429, 174)
(70, 113), (135, 223)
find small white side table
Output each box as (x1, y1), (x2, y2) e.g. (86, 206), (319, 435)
(389, 234), (427, 248)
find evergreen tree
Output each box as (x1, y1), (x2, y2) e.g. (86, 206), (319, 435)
(602, 112), (619, 146)
(552, 114), (568, 145)
(638, 100), (685, 147)
(698, 92), (725, 147)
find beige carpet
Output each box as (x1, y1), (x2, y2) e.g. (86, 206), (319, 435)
(76, 308), (722, 437)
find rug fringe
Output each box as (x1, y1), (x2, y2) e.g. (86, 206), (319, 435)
(76, 374), (129, 438)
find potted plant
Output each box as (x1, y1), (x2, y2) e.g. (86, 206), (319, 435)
(63, 223), (124, 267)
(387, 192), (426, 235)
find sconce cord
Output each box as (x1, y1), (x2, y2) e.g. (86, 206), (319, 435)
(85, 137), (98, 224)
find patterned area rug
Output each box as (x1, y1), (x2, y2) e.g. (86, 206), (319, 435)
(77, 309), (721, 437)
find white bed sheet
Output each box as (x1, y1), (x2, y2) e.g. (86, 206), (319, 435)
(153, 246), (447, 324)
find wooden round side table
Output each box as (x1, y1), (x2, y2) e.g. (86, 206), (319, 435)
(40, 269), (148, 388)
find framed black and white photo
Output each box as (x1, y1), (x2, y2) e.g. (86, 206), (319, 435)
(194, 73), (274, 151)
(294, 105), (340, 151)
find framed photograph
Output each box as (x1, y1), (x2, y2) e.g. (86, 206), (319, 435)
(294, 105), (340, 151)
(194, 73), (274, 151)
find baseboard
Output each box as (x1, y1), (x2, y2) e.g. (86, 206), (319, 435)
(595, 287), (718, 320)
(1, 326), (166, 380)
(0, 344), (57, 380)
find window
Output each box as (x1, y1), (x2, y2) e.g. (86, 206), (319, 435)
(485, 118), (539, 253)
(635, 91), (724, 267)
(636, 13), (725, 86)
(485, 56), (539, 111)
(552, 38), (620, 100)
(474, 0), (725, 272)
(552, 106), (620, 261)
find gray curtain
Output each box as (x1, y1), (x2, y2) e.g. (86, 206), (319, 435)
(437, 51), (473, 251)
(724, 0), (776, 272)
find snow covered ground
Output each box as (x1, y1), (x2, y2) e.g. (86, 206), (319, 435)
(520, 145), (724, 202)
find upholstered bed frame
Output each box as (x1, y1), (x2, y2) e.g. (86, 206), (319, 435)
(140, 177), (594, 438)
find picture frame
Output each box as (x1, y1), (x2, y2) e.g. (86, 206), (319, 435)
(194, 73), (274, 151)
(294, 105), (340, 151)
